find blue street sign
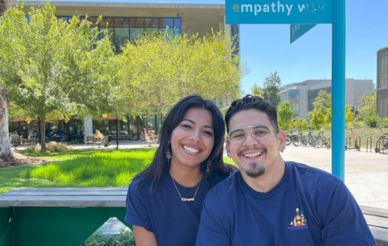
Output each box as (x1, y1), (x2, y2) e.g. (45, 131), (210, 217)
(290, 24), (316, 43)
(226, 0), (333, 24)
(225, 0), (346, 180)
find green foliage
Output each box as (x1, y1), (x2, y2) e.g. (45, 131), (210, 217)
(83, 230), (135, 246)
(358, 91), (378, 127)
(378, 117), (388, 127)
(365, 115), (378, 128)
(251, 84), (264, 98)
(118, 32), (241, 116)
(309, 90), (332, 130)
(262, 72), (281, 108)
(277, 100), (294, 131)
(345, 104), (354, 125)
(293, 118), (308, 132)
(309, 109), (325, 130)
(312, 90), (331, 115)
(0, 3), (117, 151)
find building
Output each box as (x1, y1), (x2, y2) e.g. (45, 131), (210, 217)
(7, 0), (239, 51)
(5, 0), (239, 141)
(279, 79), (374, 118)
(377, 46), (388, 118)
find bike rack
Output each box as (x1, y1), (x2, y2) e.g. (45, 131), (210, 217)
(345, 137), (361, 151)
(366, 137), (373, 152)
(375, 137), (388, 154)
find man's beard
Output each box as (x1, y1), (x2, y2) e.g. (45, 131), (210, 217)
(245, 162), (265, 178)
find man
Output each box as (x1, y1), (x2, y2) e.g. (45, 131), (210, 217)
(196, 95), (375, 245)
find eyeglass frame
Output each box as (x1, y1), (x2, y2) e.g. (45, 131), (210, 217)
(226, 124), (278, 142)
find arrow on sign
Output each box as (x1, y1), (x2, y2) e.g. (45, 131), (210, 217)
(290, 24), (316, 43)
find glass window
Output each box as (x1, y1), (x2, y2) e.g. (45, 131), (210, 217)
(161, 18), (174, 28)
(100, 18), (115, 28)
(133, 18), (144, 28)
(144, 18), (160, 28)
(173, 27), (181, 35)
(115, 28), (130, 47)
(174, 18), (182, 28)
(115, 18), (130, 28)
(99, 18), (115, 42)
(130, 28), (144, 41)
(162, 27), (174, 37)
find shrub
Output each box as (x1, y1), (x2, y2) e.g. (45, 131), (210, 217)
(365, 115), (378, 128)
(378, 117), (388, 127)
(82, 230), (135, 246)
(27, 142), (72, 153)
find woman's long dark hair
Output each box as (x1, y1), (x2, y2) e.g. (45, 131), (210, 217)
(135, 95), (229, 188)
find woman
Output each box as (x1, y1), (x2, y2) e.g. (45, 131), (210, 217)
(125, 95), (235, 246)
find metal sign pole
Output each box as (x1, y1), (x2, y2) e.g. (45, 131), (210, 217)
(331, 0), (345, 180)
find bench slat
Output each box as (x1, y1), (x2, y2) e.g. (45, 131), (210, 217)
(3, 187), (127, 196)
(0, 187), (127, 207)
(363, 214), (388, 229)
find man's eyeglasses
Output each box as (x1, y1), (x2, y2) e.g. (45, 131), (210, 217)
(227, 125), (275, 142)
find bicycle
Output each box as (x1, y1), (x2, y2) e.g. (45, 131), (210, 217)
(375, 127), (388, 154)
(345, 128), (360, 151)
(316, 131), (331, 149)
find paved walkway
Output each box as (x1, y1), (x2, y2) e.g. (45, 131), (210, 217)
(281, 145), (388, 210)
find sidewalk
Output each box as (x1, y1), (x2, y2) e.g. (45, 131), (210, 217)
(281, 145), (388, 210)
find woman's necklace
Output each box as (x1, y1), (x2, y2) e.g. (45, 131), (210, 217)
(170, 175), (202, 202)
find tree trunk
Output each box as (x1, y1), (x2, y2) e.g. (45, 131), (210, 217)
(39, 115), (47, 152)
(0, 85), (15, 162)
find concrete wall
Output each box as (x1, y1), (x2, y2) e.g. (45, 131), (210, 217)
(377, 47), (388, 118)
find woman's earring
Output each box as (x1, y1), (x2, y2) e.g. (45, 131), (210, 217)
(206, 160), (211, 173)
(166, 143), (172, 160)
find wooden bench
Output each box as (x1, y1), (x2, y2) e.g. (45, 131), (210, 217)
(85, 135), (109, 147)
(361, 206), (388, 245)
(1, 188), (387, 246)
(0, 187), (127, 246)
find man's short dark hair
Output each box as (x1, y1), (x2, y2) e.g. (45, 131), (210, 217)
(225, 95), (279, 133)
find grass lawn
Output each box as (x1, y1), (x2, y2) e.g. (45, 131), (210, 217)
(0, 148), (236, 194)
(0, 148), (155, 194)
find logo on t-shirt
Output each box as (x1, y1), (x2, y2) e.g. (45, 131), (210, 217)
(288, 208), (308, 230)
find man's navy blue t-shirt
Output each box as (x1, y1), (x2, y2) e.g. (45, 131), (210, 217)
(196, 161), (375, 246)
(125, 169), (230, 246)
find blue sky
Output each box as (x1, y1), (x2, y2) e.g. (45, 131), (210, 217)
(238, 0), (388, 93)
(38, 0), (388, 93)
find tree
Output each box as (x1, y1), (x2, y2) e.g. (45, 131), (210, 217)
(293, 118), (308, 132)
(0, 4), (116, 151)
(0, 85), (14, 162)
(118, 32), (240, 116)
(277, 100), (294, 131)
(309, 109), (325, 130)
(345, 104), (354, 125)
(358, 91), (378, 127)
(251, 84), (264, 98)
(263, 72), (281, 108)
(309, 90), (331, 130)
(312, 90), (331, 115)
